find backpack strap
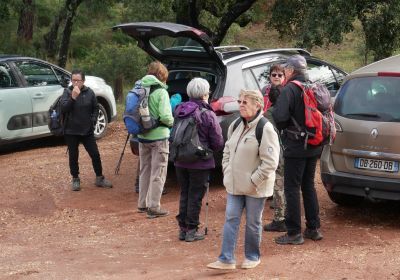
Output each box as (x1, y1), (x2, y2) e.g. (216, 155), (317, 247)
(232, 116), (268, 146)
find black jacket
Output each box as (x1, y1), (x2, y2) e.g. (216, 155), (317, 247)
(272, 74), (322, 158)
(60, 85), (99, 136)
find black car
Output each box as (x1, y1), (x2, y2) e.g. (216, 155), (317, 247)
(113, 22), (347, 158)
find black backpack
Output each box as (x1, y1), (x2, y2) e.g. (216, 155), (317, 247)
(169, 107), (213, 162)
(232, 116), (268, 146)
(48, 95), (67, 136)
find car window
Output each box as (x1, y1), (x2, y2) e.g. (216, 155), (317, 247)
(15, 61), (60, 87)
(150, 36), (205, 53)
(336, 76), (400, 122)
(248, 64), (269, 89)
(307, 62), (339, 91)
(242, 68), (260, 90)
(0, 63), (17, 88)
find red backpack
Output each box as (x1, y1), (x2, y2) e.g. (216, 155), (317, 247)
(289, 80), (336, 148)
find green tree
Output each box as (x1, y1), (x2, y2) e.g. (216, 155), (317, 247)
(269, 0), (400, 61)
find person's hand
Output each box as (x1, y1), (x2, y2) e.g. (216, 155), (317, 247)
(71, 86), (80, 100)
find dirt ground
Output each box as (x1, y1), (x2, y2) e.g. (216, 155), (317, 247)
(1, 121), (400, 280)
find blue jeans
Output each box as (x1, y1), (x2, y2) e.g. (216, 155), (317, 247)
(218, 194), (266, 264)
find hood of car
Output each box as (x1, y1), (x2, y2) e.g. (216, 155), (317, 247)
(112, 22), (224, 69)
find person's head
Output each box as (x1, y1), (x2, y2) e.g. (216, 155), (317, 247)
(269, 64), (285, 86)
(147, 61), (168, 83)
(71, 69), (85, 89)
(238, 89), (264, 120)
(186, 77), (210, 101)
(282, 55), (307, 80)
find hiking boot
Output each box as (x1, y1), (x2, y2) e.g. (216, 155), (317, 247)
(185, 229), (205, 242)
(241, 258), (261, 269)
(263, 220), (287, 232)
(72, 177), (80, 191)
(178, 229), (186, 241)
(95, 176), (112, 188)
(207, 260), (236, 270)
(137, 207), (147, 213)
(147, 208), (169, 219)
(304, 228), (323, 241)
(275, 233), (304, 245)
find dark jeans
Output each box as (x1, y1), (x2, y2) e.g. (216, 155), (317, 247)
(64, 134), (102, 178)
(284, 156), (320, 236)
(175, 167), (209, 230)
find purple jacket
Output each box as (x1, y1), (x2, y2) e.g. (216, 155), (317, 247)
(173, 99), (224, 169)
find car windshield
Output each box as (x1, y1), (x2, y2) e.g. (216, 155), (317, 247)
(335, 76), (400, 122)
(150, 36), (205, 53)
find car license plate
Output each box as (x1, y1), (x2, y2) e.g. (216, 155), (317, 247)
(355, 158), (399, 172)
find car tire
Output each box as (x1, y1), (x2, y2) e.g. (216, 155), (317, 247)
(94, 103), (108, 139)
(328, 192), (363, 206)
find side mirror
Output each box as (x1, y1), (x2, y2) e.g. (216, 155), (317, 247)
(61, 75), (70, 88)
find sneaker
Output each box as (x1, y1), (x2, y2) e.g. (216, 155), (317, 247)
(72, 177), (80, 191)
(263, 220), (287, 232)
(275, 233), (304, 245)
(178, 229), (186, 241)
(207, 260), (236, 270)
(137, 207), (147, 213)
(241, 259), (261, 269)
(95, 176), (113, 188)
(304, 228), (323, 241)
(147, 208), (169, 219)
(185, 229), (205, 242)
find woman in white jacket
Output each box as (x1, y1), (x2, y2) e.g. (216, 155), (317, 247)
(207, 89), (280, 270)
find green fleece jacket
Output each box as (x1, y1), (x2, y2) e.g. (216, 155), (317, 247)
(138, 75), (174, 141)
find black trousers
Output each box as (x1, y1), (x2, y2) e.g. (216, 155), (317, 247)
(64, 134), (102, 178)
(284, 156), (320, 236)
(175, 167), (209, 230)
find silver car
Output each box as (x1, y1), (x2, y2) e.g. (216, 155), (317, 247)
(320, 54), (400, 205)
(0, 55), (117, 145)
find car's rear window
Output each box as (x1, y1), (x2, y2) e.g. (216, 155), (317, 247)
(150, 36), (205, 53)
(335, 76), (400, 122)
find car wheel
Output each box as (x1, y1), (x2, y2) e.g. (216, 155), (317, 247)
(94, 104), (108, 139)
(327, 192), (363, 206)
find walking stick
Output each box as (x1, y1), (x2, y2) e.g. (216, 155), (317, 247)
(204, 180), (210, 235)
(114, 133), (130, 175)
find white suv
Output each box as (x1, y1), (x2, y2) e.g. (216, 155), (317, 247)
(0, 55), (117, 145)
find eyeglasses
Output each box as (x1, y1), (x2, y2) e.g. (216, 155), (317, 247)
(72, 79), (83, 83)
(271, 73), (284, 78)
(237, 100), (249, 105)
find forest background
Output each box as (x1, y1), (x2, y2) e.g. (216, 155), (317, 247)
(1, 0), (400, 102)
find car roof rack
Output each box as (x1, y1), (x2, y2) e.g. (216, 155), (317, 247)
(214, 45), (250, 52)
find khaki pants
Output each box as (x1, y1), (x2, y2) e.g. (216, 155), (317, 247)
(138, 140), (169, 210)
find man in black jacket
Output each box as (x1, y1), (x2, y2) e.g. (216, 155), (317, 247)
(61, 70), (112, 191)
(272, 55), (323, 245)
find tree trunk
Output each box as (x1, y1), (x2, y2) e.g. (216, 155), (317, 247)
(17, 0), (35, 41)
(114, 76), (123, 102)
(43, 9), (67, 59)
(58, 0), (83, 68)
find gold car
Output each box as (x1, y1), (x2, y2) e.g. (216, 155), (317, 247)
(321, 55), (400, 205)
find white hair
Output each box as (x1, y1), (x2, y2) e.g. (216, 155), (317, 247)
(186, 77), (210, 99)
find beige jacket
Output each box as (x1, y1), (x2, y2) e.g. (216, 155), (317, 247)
(222, 113), (280, 198)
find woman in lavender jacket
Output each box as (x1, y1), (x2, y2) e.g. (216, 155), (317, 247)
(173, 78), (224, 242)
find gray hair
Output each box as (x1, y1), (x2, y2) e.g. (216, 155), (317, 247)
(239, 89), (264, 108)
(186, 77), (210, 99)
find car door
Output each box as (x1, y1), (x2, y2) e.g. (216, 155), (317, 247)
(0, 62), (33, 141)
(13, 60), (64, 135)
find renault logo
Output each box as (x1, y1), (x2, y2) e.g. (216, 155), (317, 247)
(370, 128), (378, 139)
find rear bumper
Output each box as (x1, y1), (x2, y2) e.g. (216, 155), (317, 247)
(321, 171), (400, 200)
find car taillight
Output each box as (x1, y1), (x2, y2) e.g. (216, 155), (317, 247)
(210, 96), (239, 116)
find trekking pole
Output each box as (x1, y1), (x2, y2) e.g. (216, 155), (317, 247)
(204, 179), (210, 235)
(114, 133), (130, 175)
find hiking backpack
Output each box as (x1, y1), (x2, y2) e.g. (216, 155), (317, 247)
(123, 80), (160, 135)
(48, 95), (66, 136)
(289, 80), (336, 147)
(232, 116), (269, 146)
(169, 107), (213, 163)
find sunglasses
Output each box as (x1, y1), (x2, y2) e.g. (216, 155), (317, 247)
(237, 100), (249, 105)
(271, 73), (284, 78)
